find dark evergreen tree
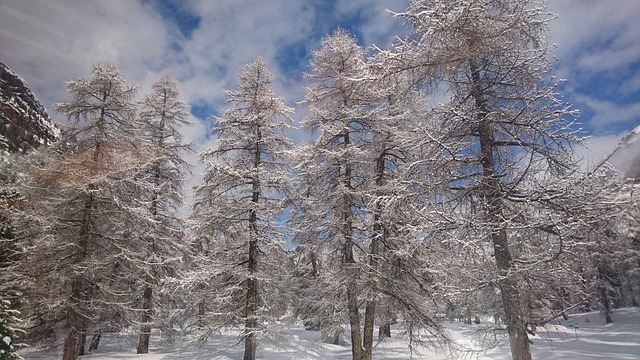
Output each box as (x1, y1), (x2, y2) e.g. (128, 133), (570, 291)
(0, 297), (26, 360)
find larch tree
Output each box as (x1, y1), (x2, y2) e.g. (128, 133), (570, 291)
(294, 29), (448, 360)
(14, 62), (149, 360)
(294, 29), (370, 360)
(619, 181), (640, 307)
(394, 1), (620, 359)
(361, 54), (448, 357)
(133, 74), (193, 353)
(189, 57), (293, 360)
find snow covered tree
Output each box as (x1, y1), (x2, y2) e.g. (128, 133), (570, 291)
(133, 74), (192, 353)
(361, 54), (448, 357)
(294, 29), (370, 360)
(394, 1), (621, 359)
(0, 297), (26, 360)
(1, 155), (28, 358)
(294, 29), (448, 360)
(189, 57), (293, 360)
(13, 62), (151, 360)
(620, 184), (640, 306)
(572, 175), (637, 321)
(0, 153), (22, 274)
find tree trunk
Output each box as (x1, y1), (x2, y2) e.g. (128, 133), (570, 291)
(62, 303), (86, 360)
(363, 301), (376, 360)
(244, 240), (258, 360)
(197, 299), (206, 328)
(137, 285), (153, 354)
(363, 154), (386, 360)
(62, 327), (81, 360)
(344, 205), (364, 359)
(471, 60), (531, 360)
(78, 333), (86, 356)
(600, 285), (613, 324)
(346, 278), (364, 360)
(378, 322), (391, 340)
(500, 277), (531, 360)
(244, 131), (261, 360)
(88, 331), (101, 352)
(340, 131), (364, 360)
(63, 190), (93, 360)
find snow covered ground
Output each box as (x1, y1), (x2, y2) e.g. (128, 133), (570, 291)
(20, 307), (640, 359)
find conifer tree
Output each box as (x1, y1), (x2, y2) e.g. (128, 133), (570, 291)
(394, 1), (620, 359)
(134, 74), (192, 353)
(0, 297), (26, 360)
(189, 57), (293, 360)
(294, 29), (447, 360)
(294, 29), (370, 359)
(14, 62), (148, 360)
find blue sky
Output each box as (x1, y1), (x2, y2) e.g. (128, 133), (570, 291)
(0, 0), (638, 167)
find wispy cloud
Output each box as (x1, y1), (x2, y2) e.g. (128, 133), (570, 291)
(573, 94), (640, 130)
(0, 0), (637, 172)
(547, 0), (640, 136)
(575, 133), (624, 169)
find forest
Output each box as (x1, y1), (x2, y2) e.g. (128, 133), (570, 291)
(1, 1), (639, 360)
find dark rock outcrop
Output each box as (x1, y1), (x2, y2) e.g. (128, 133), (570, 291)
(1, 60), (58, 153)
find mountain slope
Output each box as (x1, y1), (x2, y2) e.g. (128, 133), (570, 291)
(606, 124), (640, 180)
(0, 60), (58, 153)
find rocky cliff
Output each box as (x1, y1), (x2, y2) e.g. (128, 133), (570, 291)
(0, 60), (58, 153)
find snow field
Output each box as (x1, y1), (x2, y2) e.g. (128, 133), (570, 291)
(20, 308), (640, 359)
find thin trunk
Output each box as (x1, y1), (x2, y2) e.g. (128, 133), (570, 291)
(471, 60), (531, 360)
(343, 131), (363, 359)
(343, 131), (364, 360)
(363, 154), (386, 360)
(62, 316), (86, 360)
(137, 286), (153, 354)
(64, 103), (108, 360)
(598, 267), (613, 323)
(346, 279), (363, 360)
(88, 331), (101, 352)
(244, 238), (258, 360)
(63, 190), (93, 360)
(62, 326), (81, 360)
(138, 146), (162, 353)
(310, 251), (319, 277)
(244, 126), (262, 360)
(198, 300), (206, 322)
(378, 322), (391, 340)
(78, 334), (86, 356)
(362, 301), (376, 360)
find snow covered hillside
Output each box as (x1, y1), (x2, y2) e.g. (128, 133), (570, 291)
(608, 124), (640, 181)
(20, 307), (640, 360)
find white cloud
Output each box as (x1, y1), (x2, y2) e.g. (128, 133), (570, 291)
(547, 0), (640, 134)
(548, 0), (640, 75)
(573, 94), (640, 131)
(0, 0), (175, 123)
(335, 0), (407, 49)
(575, 134), (623, 170)
(621, 72), (640, 95)
(1, 0), (638, 198)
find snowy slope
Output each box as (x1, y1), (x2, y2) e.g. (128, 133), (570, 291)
(0, 60), (58, 153)
(477, 307), (640, 360)
(19, 307), (640, 359)
(608, 125), (640, 181)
